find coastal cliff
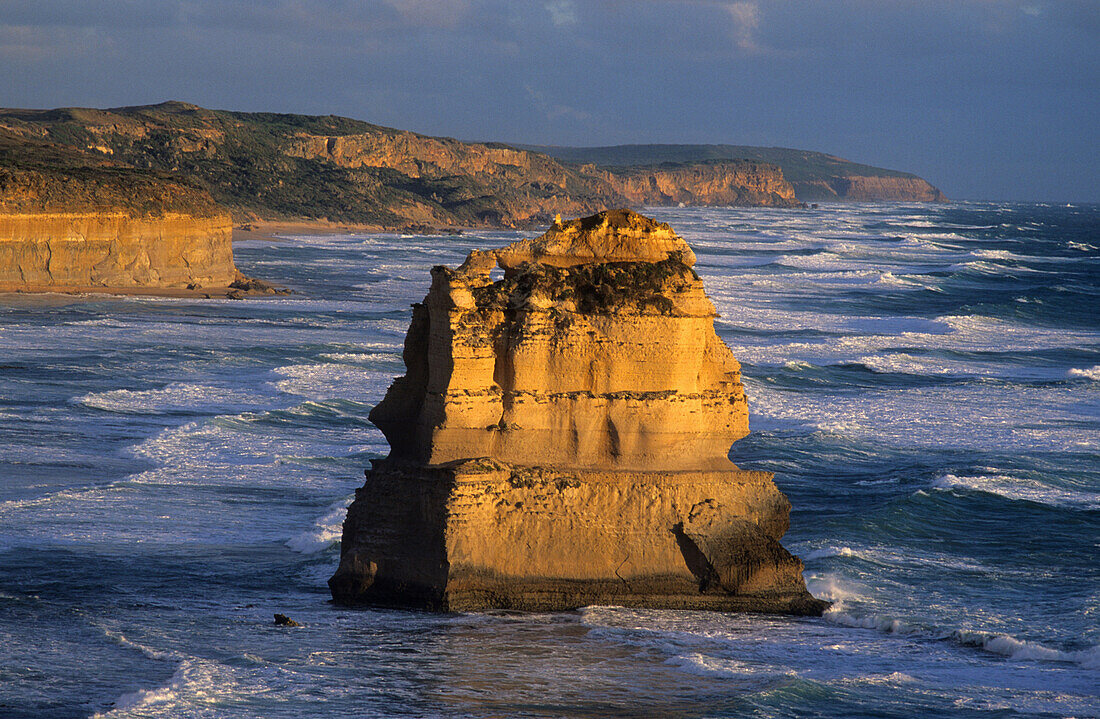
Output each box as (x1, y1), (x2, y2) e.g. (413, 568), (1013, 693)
(0, 212), (234, 290)
(794, 175), (947, 202)
(0, 128), (239, 293)
(521, 143), (948, 203)
(601, 160), (800, 207)
(0, 103), (802, 230)
(330, 209), (825, 615)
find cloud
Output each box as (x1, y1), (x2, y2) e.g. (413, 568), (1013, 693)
(381, 0), (470, 28)
(0, 23), (111, 62)
(546, 1), (578, 27)
(524, 83), (592, 123)
(725, 1), (760, 53)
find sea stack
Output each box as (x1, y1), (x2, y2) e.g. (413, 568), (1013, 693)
(330, 209), (825, 615)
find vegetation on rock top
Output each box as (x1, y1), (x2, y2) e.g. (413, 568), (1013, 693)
(0, 128), (223, 217)
(470, 253), (697, 317)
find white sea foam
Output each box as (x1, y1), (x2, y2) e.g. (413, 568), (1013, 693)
(320, 351), (399, 364)
(970, 249), (1017, 260)
(98, 627), (182, 663)
(744, 376), (1100, 453)
(286, 497), (353, 553)
(77, 383), (269, 414)
(933, 473), (1100, 510)
(802, 546), (859, 561)
(273, 363), (390, 402)
(840, 672), (918, 686)
(99, 662), (191, 715)
(1068, 365), (1100, 380)
(952, 631), (1100, 669)
(808, 573), (1100, 671)
(775, 252), (857, 271)
(664, 653), (795, 679)
(94, 658), (240, 717)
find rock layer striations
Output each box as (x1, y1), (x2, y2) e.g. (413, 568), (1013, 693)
(330, 209), (825, 615)
(0, 127), (238, 292)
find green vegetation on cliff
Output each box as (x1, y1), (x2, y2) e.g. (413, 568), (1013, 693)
(0, 128), (222, 217)
(0, 102), (808, 228)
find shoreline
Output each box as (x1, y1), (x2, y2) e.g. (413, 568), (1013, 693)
(232, 219), (477, 243)
(233, 220), (390, 243)
(0, 283), (281, 300)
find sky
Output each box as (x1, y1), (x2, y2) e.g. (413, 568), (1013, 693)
(1, 0), (1097, 202)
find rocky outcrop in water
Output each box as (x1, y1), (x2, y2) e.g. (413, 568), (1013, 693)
(330, 209), (825, 615)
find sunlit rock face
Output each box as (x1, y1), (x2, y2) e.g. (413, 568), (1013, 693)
(0, 212), (236, 290)
(331, 209), (825, 615)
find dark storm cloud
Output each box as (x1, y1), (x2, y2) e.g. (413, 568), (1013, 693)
(1, 0), (1096, 201)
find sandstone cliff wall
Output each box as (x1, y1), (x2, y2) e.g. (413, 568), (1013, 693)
(0, 211), (236, 290)
(793, 175), (947, 202)
(601, 162), (801, 207)
(331, 210), (825, 615)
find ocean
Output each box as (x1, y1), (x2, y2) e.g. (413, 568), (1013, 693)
(1, 202), (1097, 718)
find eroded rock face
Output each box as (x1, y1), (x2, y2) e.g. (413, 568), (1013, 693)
(331, 209), (825, 615)
(0, 212), (236, 290)
(600, 161), (802, 208)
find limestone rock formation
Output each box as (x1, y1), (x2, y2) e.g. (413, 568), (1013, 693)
(599, 161), (802, 208)
(330, 209), (825, 615)
(795, 175), (948, 203)
(0, 212), (236, 291)
(0, 128), (240, 293)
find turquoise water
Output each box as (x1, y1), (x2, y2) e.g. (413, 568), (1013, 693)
(1, 202), (1097, 718)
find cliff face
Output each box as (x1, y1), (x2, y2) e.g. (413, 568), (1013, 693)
(0, 128), (238, 292)
(601, 161), (801, 207)
(330, 209), (825, 615)
(522, 143), (948, 204)
(0, 212), (234, 290)
(0, 103), (804, 229)
(792, 175), (947, 202)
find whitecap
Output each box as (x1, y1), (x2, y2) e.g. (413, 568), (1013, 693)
(286, 497), (353, 553)
(93, 658), (237, 717)
(802, 546), (858, 561)
(77, 382), (269, 414)
(1068, 365), (1100, 381)
(952, 631), (1100, 669)
(664, 653), (795, 679)
(933, 473), (1100, 510)
(272, 363), (391, 402)
(320, 351), (400, 364)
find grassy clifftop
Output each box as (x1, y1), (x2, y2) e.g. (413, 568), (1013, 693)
(0, 102), (942, 227)
(0, 127), (223, 217)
